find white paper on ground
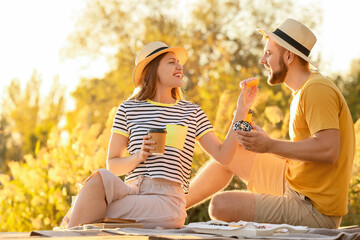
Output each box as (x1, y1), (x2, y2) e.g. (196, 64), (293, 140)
(186, 220), (308, 237)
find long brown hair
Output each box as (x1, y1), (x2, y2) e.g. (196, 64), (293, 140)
(129, 52), (183, 101)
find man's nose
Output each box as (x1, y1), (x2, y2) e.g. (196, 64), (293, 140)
(259, 55), (266, 65)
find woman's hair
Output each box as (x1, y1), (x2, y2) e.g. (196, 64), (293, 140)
(129, 52), (183, 101)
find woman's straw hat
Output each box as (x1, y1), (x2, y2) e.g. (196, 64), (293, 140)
(257, 18), (317, 69)
(132, 41), (188, 87)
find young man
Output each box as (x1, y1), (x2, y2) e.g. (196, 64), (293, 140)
(185, 18), (355, 229)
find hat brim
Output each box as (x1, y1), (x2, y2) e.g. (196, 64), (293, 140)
(257, 29), (317, 70)
(132, 46), (188, 87)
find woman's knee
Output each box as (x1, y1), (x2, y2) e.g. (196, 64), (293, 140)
(84, 171), (105, 192)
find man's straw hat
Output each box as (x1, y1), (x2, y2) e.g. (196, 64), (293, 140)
(132, 41), (188, 87)
(257, 18), (317, 69)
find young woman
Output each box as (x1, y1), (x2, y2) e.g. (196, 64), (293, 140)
(62, 41), (257, 229)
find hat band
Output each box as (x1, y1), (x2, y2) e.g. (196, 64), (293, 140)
(273, 29), (310, 57)
(146, 46), (169, 58)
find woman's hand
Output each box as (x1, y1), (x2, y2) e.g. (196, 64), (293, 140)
(236, 82), (258, 114)
(136, 135), (155, 162)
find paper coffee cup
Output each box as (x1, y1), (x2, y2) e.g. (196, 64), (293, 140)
(147, 128), (167, 155)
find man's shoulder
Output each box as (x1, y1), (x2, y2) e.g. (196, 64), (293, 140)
(307, 72), (335, 87)
(303, 72), (339, 94)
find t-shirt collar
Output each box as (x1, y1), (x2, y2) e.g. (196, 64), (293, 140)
(146, 99), (179, 106)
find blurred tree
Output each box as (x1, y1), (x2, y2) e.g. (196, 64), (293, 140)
(0, 110), (11, 173)
(336, 59), (360, 225)
(7, 74), (40, 157)
(345, 59), (360, 121)
(63, 0), (190, 130)
(341, 118), (360, 226)
(0, 107), (115, 231)
(332, 59), (360, 122)
(66, 74), (131, 132)
(61, 0), (321, 132)
(4, 72), (65, 159)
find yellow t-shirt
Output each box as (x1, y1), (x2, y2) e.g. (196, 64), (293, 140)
(286, 72), (355, 216)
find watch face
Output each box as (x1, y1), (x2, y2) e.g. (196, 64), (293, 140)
(233, 121), (253, 131)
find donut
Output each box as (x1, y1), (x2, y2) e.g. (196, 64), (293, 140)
(233, 120), (253, 131)
(239, 77), (259, 89)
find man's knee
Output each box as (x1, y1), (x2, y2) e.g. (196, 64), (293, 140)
(209, 191), (255, 222)
(209, 192), (228, 220)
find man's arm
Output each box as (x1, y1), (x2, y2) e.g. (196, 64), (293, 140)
(185, 159), (233, 209)
(236, 127), (340, 163)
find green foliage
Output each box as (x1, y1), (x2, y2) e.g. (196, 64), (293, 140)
(341, 119), (360, 225)
(185, 176), (247, 224)
(61, 0), (320, 127)
(66, 74), (132, 132)
(0, 110), (11, 172)
(344, 59), (360, 121)
(0, 153), (70, 231)
(0, 107), (116, 231)
(3, 72), (65, 160)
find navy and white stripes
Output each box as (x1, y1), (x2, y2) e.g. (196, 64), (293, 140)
(111, 99), (214, 192)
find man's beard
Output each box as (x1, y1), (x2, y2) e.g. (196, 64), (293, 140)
(268, 57), (288, 85)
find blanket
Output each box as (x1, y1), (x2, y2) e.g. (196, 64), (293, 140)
(45, 224), (360, 240)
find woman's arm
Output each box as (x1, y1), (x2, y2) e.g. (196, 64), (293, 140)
(106, 133), (155, 176)
(198, 86), (258, 165)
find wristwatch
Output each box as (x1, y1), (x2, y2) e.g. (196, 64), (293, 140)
(233, 120), (253, 131)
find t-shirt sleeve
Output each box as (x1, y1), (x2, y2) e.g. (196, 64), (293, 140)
(301, 83), (340, 135)
(111, 103), (129, 137)
(195, 107), (214, 140)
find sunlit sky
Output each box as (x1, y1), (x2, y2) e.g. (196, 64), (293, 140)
(0, 0), (359, 110)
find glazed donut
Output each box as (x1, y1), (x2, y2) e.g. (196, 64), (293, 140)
(239, 77), (259, 89)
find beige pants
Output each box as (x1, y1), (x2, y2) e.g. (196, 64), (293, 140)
(65, 169), (187, 229)
(249, 153), (341, 229)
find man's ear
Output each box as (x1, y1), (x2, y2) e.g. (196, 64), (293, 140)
(284, 51), (295, 64)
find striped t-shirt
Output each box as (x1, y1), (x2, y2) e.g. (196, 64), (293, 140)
(111, 99), (214, 192)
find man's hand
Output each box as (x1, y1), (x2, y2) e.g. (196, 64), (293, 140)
(237, 126), (340, 163)
(235, 125), (272, 153)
